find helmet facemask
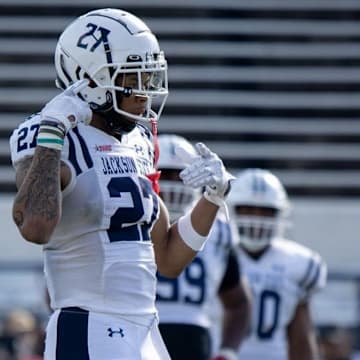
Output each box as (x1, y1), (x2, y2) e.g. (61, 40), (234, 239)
(93, 52), (168, 122)
(159, 178), (198, 223)
(157, 135), (201, 223)
(234, 206), (285, 252)
(227, 168), (291, 253)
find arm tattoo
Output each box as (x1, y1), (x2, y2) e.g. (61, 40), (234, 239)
(13, 209), (24, 227)
(14, 147), (62, 222)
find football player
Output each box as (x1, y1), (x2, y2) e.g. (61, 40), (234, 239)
(155, 134), (251, 360)
(9, 9), (233, 359)
(227, 168), (327, 360)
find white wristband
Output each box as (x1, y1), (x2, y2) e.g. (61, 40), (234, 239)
(177, 211), (208, 251)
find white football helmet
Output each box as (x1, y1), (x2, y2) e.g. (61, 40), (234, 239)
(158, 134), (200, 222)
(55, 8), (168, 134)
(227, 168), (290, 252)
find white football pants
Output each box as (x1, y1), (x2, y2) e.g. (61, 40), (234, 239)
(44, 307), (171, 360)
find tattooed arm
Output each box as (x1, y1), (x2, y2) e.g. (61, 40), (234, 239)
(12, 147), (71, 245)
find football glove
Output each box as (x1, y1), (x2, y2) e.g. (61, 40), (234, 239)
(178, 142), (234, 201)
(40, 79), (92, 132)
(37, 80), (92, 151)
(177, 142), (234, 216)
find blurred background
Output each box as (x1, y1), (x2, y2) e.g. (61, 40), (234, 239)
(1, 0), (360, 358)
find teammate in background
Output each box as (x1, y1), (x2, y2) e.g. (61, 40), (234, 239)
(227, 168), (327, 360)
(155, 134), (251, 360)
(9, 9), (233, 359)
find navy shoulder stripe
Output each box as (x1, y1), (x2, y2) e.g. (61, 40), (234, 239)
(305, 261), (321, 291)
(66, 132), (82, 176)
(299, 253), (323, 292)
(72, 127), (93, 169)
(213, 220), (224, 253)
(299, 257), (315, 289)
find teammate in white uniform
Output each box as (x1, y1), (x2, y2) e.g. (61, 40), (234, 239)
(9, 9), (234, 360)
(155, 135), (251, 360)
(227, 168), (327, 360)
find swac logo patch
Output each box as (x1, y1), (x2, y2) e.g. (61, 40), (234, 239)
(95, 144), (112, 152)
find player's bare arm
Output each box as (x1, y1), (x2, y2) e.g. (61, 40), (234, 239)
(287, 301), (319, 360)
(152, 196), (218, 277)
(12, 80), (91, 246)
(151, 140), (232, 277)
(13, 148), (71, 245)
(218, 278), (251, 352)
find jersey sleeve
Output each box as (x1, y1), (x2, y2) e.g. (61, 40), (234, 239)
(281, 240), (327, 301)
(9, 113), (76, 182)
(287, 242), (327, 300)
(296, 248), (327, 300)
(9, 114), (41, 167)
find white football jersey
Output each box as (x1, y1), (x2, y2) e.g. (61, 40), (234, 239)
(236, 239), (327, 360)
(10, 114), (160, 316)
(156, 214), (237, 328)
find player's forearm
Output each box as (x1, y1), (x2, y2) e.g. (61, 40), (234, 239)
(287, 302), (319, 360)
(288, 327), (319, 360)
(13, 146), (62, 244)
(156, 197), (218, 277)
(188, 196), (219, 235)
(288, 338), (319, 360)
(220, 298), (251, 350)
(171, 197), (219, 268)
(289, 347), (318, 360)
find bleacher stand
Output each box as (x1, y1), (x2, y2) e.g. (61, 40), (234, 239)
(1, 0), (360, 353)
(1, 0), (360, 195)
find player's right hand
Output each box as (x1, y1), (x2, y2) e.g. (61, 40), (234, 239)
(40, 79), (92, 133)
(178, 142), (234, 197)
(176, 142), (234, 219)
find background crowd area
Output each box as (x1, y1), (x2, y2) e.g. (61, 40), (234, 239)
(0, 308), (45, 360)
(2, 0), (360, 359)
(0, 304), (358, 359)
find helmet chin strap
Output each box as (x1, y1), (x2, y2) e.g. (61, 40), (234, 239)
(146, 117), (161, 194)
(110, 111), (137, 135)
(94, 108), (137, 136)
(93, 88), (137, 136)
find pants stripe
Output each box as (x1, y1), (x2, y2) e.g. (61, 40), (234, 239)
(56, 307), (90, 360)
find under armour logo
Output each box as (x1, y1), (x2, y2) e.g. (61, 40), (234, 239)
(107, 327), (124, 337)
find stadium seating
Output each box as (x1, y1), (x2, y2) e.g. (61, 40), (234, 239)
(1, 0), (360, 196)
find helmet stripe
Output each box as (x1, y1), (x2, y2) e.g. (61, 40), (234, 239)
(87, 13), (134, 35)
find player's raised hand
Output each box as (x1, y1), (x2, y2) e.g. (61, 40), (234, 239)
(37, 80), (92, 151)
(174, 140), (199, 164)
(176, 142), (234, 215)
(40, 79), (92, 132)
(178, 142), (234, 199)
